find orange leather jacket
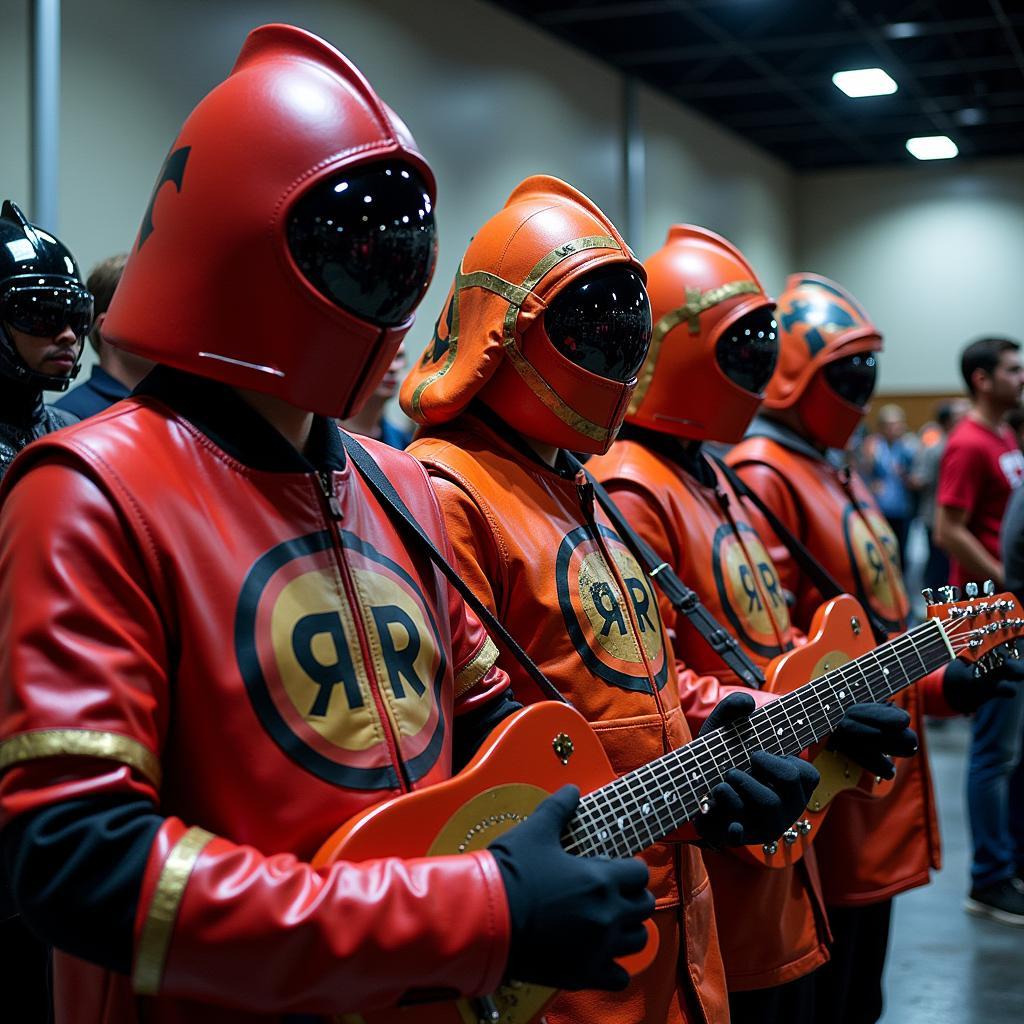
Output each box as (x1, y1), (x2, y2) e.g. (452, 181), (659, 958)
(730, 420), (951, 906)
(0, 375), (512, 1022)
(591, 436), (830, 991)
(410, 412), (729, 1024)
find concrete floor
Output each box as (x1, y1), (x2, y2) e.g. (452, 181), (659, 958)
(879, 718), (1024, 1023)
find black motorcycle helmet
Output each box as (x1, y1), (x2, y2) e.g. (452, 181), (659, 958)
(0, 200), (93, 392)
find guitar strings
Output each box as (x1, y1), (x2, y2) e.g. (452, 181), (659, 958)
(561, 613), (1003, 858)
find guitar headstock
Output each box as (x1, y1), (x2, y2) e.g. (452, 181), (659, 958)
(924, 581), (1024, 668)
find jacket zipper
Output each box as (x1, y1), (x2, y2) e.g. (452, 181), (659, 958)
(317, 471), (411, 792)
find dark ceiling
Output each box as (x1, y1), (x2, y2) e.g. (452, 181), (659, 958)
(486, 0), (1024, 170)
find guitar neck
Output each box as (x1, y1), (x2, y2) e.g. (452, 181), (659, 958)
(562, 617), (954, 860)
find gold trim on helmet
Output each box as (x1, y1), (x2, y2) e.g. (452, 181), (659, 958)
(0, 728), (162, 788)
(629, 279), (761, 415)
(412, 235), (623, 441)
(133, 826), (215, 995)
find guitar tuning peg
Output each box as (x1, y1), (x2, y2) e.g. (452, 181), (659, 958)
(940, 585), (961, 602)
(965, 582), (979, 598)
(984, 580), (996, 596)
(921, 588), (936, 605)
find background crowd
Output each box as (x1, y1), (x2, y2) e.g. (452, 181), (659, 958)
(851, 340), (1024, 923)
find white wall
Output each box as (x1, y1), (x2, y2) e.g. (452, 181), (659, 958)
(0, 0), (31, 216)
(796, 157), (1024, 394)
(639, 84), (795, 298)
(1, 0), (796, 367)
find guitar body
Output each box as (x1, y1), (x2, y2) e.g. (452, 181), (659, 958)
(736, 594), (888, 869)
(313, 701), (659, 1024)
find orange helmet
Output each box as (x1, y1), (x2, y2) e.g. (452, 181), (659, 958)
(400, 176), (650, 455)
(626, 224), (777, 444)
(766, 273), (881, 449)
(103, 24), (437, 418)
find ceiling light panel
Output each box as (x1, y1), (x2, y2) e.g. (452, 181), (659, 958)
(905, 136), (959, 160)
(832, 68), (898, 98)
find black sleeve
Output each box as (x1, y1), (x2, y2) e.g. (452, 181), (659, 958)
(452, 686), (523, 771)
(1, 796), (162, 974)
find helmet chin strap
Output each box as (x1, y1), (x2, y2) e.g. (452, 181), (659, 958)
(0, 323), (82, 393)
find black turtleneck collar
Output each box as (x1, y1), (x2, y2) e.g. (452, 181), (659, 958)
(132, 365), (346, 474)
(466, 400), (581, 480)
(617, 422), (718, 488)
(744, 413), (828, 463)
(0, 372), (45, 430)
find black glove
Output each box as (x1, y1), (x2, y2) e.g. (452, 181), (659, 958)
(695, 692), (820, 847)
(942, 655), (1024, 714)
(490, 785), (655, 991)
(828, 702), (918, 779)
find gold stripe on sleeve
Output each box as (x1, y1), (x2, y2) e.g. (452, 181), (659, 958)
(0, 728), (162, 788)
(455, 635), (500, 697)
(133, 826), (215, 996)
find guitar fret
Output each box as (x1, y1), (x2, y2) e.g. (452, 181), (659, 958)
(563, 618), (966, 859)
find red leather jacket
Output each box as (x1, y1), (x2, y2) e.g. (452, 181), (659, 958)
(591, 437), (830, 992)
(0, 371), (512, 1022)
(409, 412), (729, 1024)
(730, 420), (951, 906)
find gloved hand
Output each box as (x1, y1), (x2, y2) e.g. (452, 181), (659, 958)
(489, 785), (655, 991)
(828, 702), (918, 779)
(943, 655), (1024, 714)
(695, 692), (820, 847)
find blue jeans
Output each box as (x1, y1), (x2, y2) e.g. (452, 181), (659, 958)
(967, 685), (1024, 887)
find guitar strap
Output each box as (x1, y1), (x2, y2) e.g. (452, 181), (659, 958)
(339, 431), (569, 706)
(709, 453), (890, 644)
(564, 454), (765, 689)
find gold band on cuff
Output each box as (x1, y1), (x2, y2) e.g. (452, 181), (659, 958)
(455, 636), (499, 697)
(133, 826), (215, 996)
(0, 728), (161, 788)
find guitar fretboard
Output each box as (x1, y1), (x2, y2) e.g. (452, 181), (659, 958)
(562, 618), (952, 859)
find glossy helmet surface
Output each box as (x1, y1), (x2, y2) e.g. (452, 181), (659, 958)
(766, 273), (881, 449)
(0, 200), (91, 391)
(103, 24), (437, 418)
(627, 224), (777, 443)
(401, 175), (650, 454)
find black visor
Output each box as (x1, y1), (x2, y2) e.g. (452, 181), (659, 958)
(715, 307), (779, 395)
(824, 353), (877, 407)
(287, 160), (437, 327)
(1, 283), (93, 339)
(544, 266), (652, 383)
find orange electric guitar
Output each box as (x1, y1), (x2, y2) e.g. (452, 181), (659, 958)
(314, 591), (1022, 1024)
(741, 583), (1022, 869)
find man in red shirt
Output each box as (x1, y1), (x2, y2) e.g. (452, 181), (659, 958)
(936, 335), (1024, 925)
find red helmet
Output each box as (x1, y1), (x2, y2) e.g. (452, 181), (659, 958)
(626, 224), (777, 443)
(103, 24), (437, 418)
(766, 273), (881, 449)
(400, 176), (650, 455)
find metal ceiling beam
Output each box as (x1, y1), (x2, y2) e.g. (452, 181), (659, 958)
(838, 1), (965, 152)
(989, 0), (1024, 85)
(661, 1), (881, 161)
(748, 105), (1024, 143)
(537, 0), (730, 25)
(670, 55), (1023, 99)
(616, 16), (1019, 68)
(725, 89), (1024, 130)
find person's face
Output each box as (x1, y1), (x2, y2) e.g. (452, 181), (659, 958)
(880, 415), (906, 442)
(5, 322), (82, 377)
(375, 341), (407, 401)
(987, 349), (1024, 411)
